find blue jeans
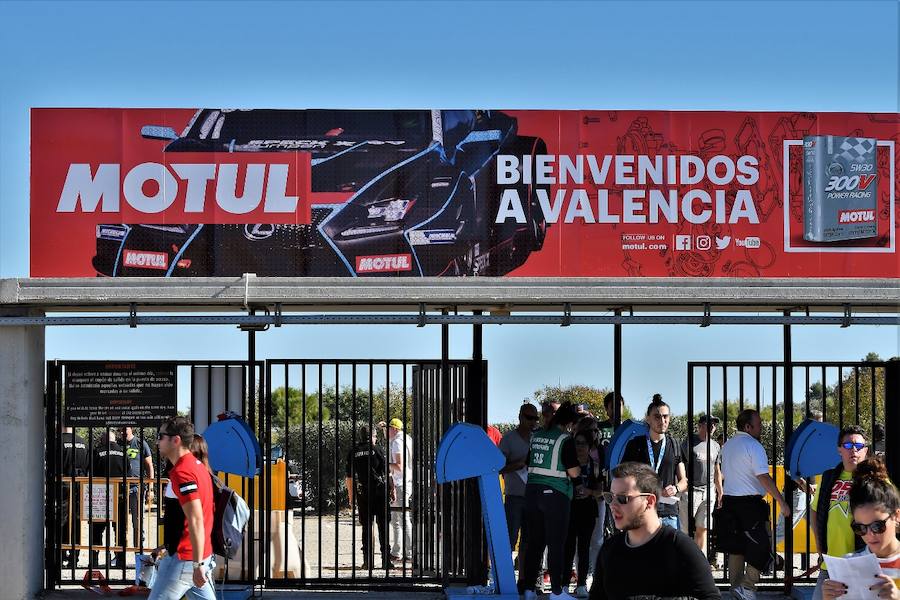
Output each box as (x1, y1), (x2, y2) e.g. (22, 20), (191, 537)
(147, 554), (216, 600)
(661, 515), (679, 530)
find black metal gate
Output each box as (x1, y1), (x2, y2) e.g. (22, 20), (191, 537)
(46, 358), (486, 591)
(262, 359), (483, 589)
(686, 360), (895, 593)
(45, 360), (266, 590)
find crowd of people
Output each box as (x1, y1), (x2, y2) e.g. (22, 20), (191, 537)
(493, 395), (898, 600)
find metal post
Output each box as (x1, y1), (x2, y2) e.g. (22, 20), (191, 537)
(783, 310), (794, 596)
(247, 308), (260, 584)
(613, 309), (622, 426)
(441, 311), (451, 586)
(465, 311), (486, 585)
(886, 359), (900, 484)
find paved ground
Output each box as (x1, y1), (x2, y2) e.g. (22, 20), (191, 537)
(41, 587), (811, 599)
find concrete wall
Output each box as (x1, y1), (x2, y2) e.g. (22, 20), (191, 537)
(0, 312), (46, 599)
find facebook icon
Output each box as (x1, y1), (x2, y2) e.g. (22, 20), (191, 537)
(675, 235), (692, 251)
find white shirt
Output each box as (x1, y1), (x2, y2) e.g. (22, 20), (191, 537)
(390, 431), (413, 490)
(721, 431), (769, 496)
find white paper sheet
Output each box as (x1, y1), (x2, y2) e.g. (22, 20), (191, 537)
(658, 495), (679, 505)
(823, 552), (883, 600)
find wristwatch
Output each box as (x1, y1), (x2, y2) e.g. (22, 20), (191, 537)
(193, 561), (202, 569)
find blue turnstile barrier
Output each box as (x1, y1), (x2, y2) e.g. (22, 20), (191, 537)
(202, 411), (262, 478)
(786, 419), (841, 479)
(605, 419), (648, 471)
(435, 423), (518, 600)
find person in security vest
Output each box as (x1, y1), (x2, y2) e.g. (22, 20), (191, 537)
(810, 425), (869, 600)
(345, 425), (394, 569)
(518, 401), (581, 600)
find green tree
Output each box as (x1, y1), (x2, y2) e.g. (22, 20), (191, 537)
(530, 383), (633, 421)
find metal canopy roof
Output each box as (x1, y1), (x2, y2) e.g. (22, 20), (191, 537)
(1, 276), (897, 314)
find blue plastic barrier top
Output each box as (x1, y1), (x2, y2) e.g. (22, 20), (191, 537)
(606, 419), (649, 471)
(202, 412), (262, 478)
(435, 422), (505, 484)
(786, 419), (840, 479)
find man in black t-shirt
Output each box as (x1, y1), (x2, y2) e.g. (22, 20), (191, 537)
(61, 427), (89, 567)
(621, 396), (686, 530)
(90, 429), (128, 568)
(345, 425), (394, 569)
(589, 462), (720, 600)
(119, 426), (155, 552)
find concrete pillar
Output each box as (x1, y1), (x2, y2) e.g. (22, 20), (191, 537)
(0, 310), (46, 599)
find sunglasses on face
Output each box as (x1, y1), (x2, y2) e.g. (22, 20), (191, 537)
(841, 442), (867, 451)
(851, 518), (889, 536)
(157, 430), (174, 439)
(601, 492), (654, 505)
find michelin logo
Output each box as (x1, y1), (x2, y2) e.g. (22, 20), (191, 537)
(408, 229), (458, 246)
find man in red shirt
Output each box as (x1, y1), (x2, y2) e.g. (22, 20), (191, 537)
(149, 417), (216, 600)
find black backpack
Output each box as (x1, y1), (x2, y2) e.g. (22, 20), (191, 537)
(211, 475), (250, 559)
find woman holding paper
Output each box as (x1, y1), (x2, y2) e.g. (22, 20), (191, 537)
(822, 458), (900, 599)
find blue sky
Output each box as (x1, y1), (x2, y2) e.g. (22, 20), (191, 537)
(1, 1), (897, 422)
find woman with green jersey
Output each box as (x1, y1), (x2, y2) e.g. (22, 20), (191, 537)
(518, 402), (582, 600)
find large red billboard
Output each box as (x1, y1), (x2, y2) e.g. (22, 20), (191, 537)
(31, 109), (898, 278)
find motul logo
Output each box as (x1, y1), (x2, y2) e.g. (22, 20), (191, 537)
(122, 250), (168, 270)
(838, 210), (876, 224)
(55, 159), (301, 217)
(355, 254), (413, 273)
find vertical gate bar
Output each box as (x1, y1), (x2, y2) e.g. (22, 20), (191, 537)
(334, 364), (340, 579)
(885, 361), (900, 483)
(441, 316), (451, 586)
(769, 365), (777, 585)
(783, 312), (794, 595)
(466, 312), (485, 585)
(350, 365), (357, 579)
(821, 366), (828, 423)
(870, 365), (877, 450)
(284, 363), (290, 582)
(613, 310), (622, 427)
(45, 361), (57, 588)
(318, 363), (323, 580)
(854, 366), (861, 425)
(247, 316), (259, 584)
(686, 364), (695, 540)
(367, 363), (374, 578)
(404, 363), (414, 576)
(838, 367), (844, 429)
(301, 363), (307, 582)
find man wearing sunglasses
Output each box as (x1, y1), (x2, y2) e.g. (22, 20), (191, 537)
(810, 425), (870, 600)
(589, 461), (720, 600)
(500, 403), (540, 550)
(149, 417), (216, 600)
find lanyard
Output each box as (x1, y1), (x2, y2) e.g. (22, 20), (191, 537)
(646, 434), (666, 473)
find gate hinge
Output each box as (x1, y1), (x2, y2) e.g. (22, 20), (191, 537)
(701, 303), (711, 328)
(418, 303), (427, 327)
(841, 304), (852, 328)
(129, 303), (138, 328)
(561, 303), (572, 327)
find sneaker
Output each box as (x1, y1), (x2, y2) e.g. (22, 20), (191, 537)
(731, 586), (757, 600)
(523, 591), (538, 600)
(543, 571), (551, 591)
(549, 592), (577, 600)
(574, 586), (588, 598)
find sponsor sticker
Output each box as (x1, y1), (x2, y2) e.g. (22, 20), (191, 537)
(96, 225), (127, 241)
(408, 229), (458, 245)
(122, 249), (168, 270)
(355, 253), (413, 274)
